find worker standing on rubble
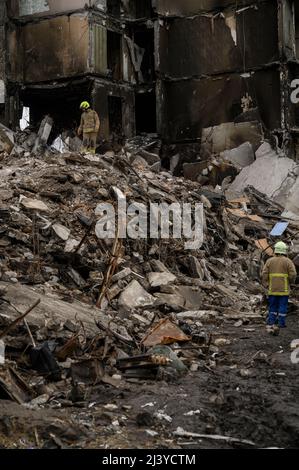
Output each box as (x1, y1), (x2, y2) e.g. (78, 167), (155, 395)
(262, 241), (297, 335)
(77, 101), (100, 154)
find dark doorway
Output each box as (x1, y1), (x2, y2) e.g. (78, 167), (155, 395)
(123, 0), (154, 19)
(135, 91), (156, 134)
(107, 31), (122, 80)
(135, 0), (153, 18)
(134, 29), (155, 82)
(19, 81), (91, 141)
(108, 96), (123, 140)
(107, 0), (121, 16)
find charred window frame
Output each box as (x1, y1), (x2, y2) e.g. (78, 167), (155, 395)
(135, 0), (153, 18)
(107, 30), (122, 81)
(123, 0), (154, 19)
(108, 95), (123, 139)
(133, 28), (155, 83)
(135, 90), (157, 134)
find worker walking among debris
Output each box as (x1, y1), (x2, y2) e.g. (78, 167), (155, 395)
(262, 241), (297, 334)
(77, 101), (100, 154)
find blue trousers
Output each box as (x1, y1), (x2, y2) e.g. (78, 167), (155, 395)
(267, 295), (289, 327)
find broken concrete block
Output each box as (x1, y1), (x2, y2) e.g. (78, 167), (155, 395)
(33, 115), (53, 152)
(177, 286), (203, 310)
(148, 272), (176, 288)
(201, 121), (263, 154)
(132, 156), (149, 168)
(282, 177), (299, 220)
(200, 195), (212, 209)
(110, 323), (134, 343)
(132, 313), (151, 325)
(188, 256), (205, 280)
(170, 154), (180, 174)
(97, 187), (109, 198)
(229, 155), (296, 200)
(150, 260), (170, 273)
(150, 161), (161, 173)
(221, 142), (255, 168)
(118, 280), (155, 310)
(176, 310), (219, 320)
(148, 187), (170, 201)
(70, 172), (84, 184)
(65, 136), (82, 152)
(20, 196), (50, 212)
(26, 394), (50, 409)
(0, 366), (32, 403)
(188, 161), (238, 186)
(0, 124), (15, 154)
(255, 142), (277, 159)
(111, 268), (132, 283)
(11, 145), (25, 157)
(154, 292), (185, 310)
(216, 284), (245, 303)
(3, 271), (18, 283)
(22, 132), (37, 151)
(183, 161), (208, 181)
(104, 151), (115, 158)
(67, 268), (86, 289)
(64, 238), (80, 253)
(52, 223), (70, 241)
(0, 189), (13, 201)
(155, 284), (203, 310)
(138, 149), (160, 166)
(214, 338), (231, 346)
(0, 286), (8, 297)
(159, 285), (178, 294)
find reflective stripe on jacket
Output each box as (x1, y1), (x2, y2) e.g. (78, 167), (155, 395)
(269, 273), (289, 295)
(262, 256), (297, 296)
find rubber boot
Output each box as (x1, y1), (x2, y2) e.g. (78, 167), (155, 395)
(272, 325), (280, 336)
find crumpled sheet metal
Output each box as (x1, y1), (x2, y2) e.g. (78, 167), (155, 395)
(141, 318), (191, 347)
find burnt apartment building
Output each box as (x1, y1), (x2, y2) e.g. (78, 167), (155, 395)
(5, 0), (157, 140)
(156, 0), (299, 156)
(3, 0), (299, 154)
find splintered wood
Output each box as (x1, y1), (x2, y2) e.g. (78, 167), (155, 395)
(96, 234), (122, 309)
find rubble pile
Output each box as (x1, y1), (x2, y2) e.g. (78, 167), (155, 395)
(0, 141), (280, 312)
(1, 125), (299, 448)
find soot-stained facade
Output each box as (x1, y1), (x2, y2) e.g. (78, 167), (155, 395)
(3, 1), (299, 156)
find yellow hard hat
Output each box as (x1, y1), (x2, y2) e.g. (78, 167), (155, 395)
(80, 101), (90, 110)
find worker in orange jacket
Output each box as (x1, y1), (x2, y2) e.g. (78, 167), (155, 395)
(77, 101), (100, 154)
(262, 241), (297, 334)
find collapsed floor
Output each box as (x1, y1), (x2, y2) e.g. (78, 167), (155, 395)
(0, 126), (299, 449)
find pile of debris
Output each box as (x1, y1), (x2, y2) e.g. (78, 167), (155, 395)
(0, 119), (299, 447)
